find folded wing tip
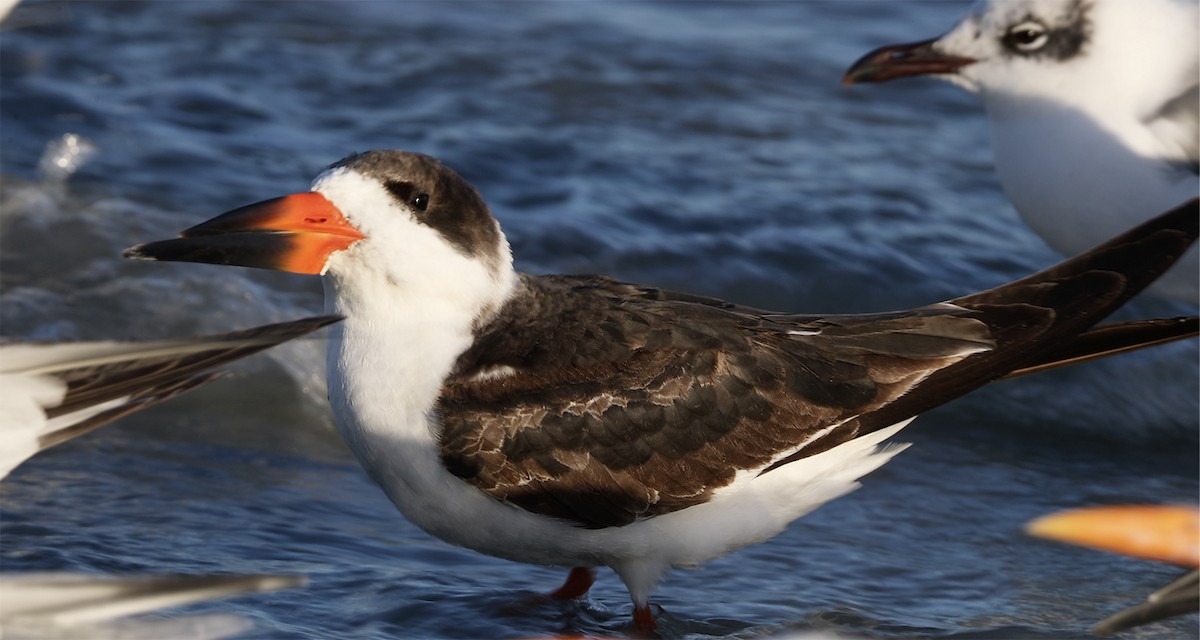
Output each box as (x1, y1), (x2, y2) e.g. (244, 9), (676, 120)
(122, 244), (157, 260)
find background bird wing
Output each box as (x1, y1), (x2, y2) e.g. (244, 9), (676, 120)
(0, 315), (340, 456)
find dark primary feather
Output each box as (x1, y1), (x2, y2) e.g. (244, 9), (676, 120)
(435, 199), (1197, 530)
(1005, 316), (1198, 379)
(39, 373), (222, 451)
(32, 315), (341, 451)
(47, 315), (341, 417)
(834, 198), (1197, 441)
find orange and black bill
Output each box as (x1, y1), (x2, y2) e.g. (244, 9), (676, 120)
(124, 192), (364, 275)
(843, 38), (975, 84)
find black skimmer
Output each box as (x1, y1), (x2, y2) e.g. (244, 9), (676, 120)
(124, 150), (1198, 630)
(843, 0), (1199, 301)
(0, 315), (339, 478)
(1028, 505), (1199, 634)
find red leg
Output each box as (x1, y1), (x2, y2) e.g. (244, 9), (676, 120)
(633, 604), (657, 632)
(548, 566), (595, 600)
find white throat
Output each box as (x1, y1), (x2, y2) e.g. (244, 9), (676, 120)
(319, 265), (518, 542)
(321, 257), (516, 452)
(310, 165), (518, 489)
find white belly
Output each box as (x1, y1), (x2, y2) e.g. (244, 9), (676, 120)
(988, 110), (1198, 302)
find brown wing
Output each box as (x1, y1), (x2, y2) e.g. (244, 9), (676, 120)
(438, 199), (1197, 530)
(438, 275), (993, 529)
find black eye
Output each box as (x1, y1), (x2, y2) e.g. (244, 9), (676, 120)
(1003, 21), (1049, 52)
(383, 180), (430, 213)
(412, 194), (429, 212)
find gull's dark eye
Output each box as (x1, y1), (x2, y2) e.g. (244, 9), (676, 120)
(1003, 21), (1049, 53)
(412, 194), (429, 212)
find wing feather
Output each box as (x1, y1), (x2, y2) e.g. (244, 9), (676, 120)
(438, 275), (992, 528)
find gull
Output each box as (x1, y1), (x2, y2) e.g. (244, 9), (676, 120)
(124, 150), (1196, 630)
(843, 0), (1200, 301)
(1028, 504), (1199, 634)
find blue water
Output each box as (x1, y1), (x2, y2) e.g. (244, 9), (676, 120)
(1, 1), (1196, 638)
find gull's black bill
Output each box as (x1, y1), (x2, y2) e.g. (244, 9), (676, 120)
(843, 38), (975, 84)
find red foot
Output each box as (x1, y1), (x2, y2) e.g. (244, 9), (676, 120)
(548, 566), (595, 600)
(633, 604), (657, 632)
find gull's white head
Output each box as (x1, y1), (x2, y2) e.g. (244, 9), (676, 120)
(846, 0), (1199, 125)
(938, 0), (1197, 118)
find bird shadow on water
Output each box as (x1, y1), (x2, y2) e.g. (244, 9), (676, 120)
(366, 588), (623, 638)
